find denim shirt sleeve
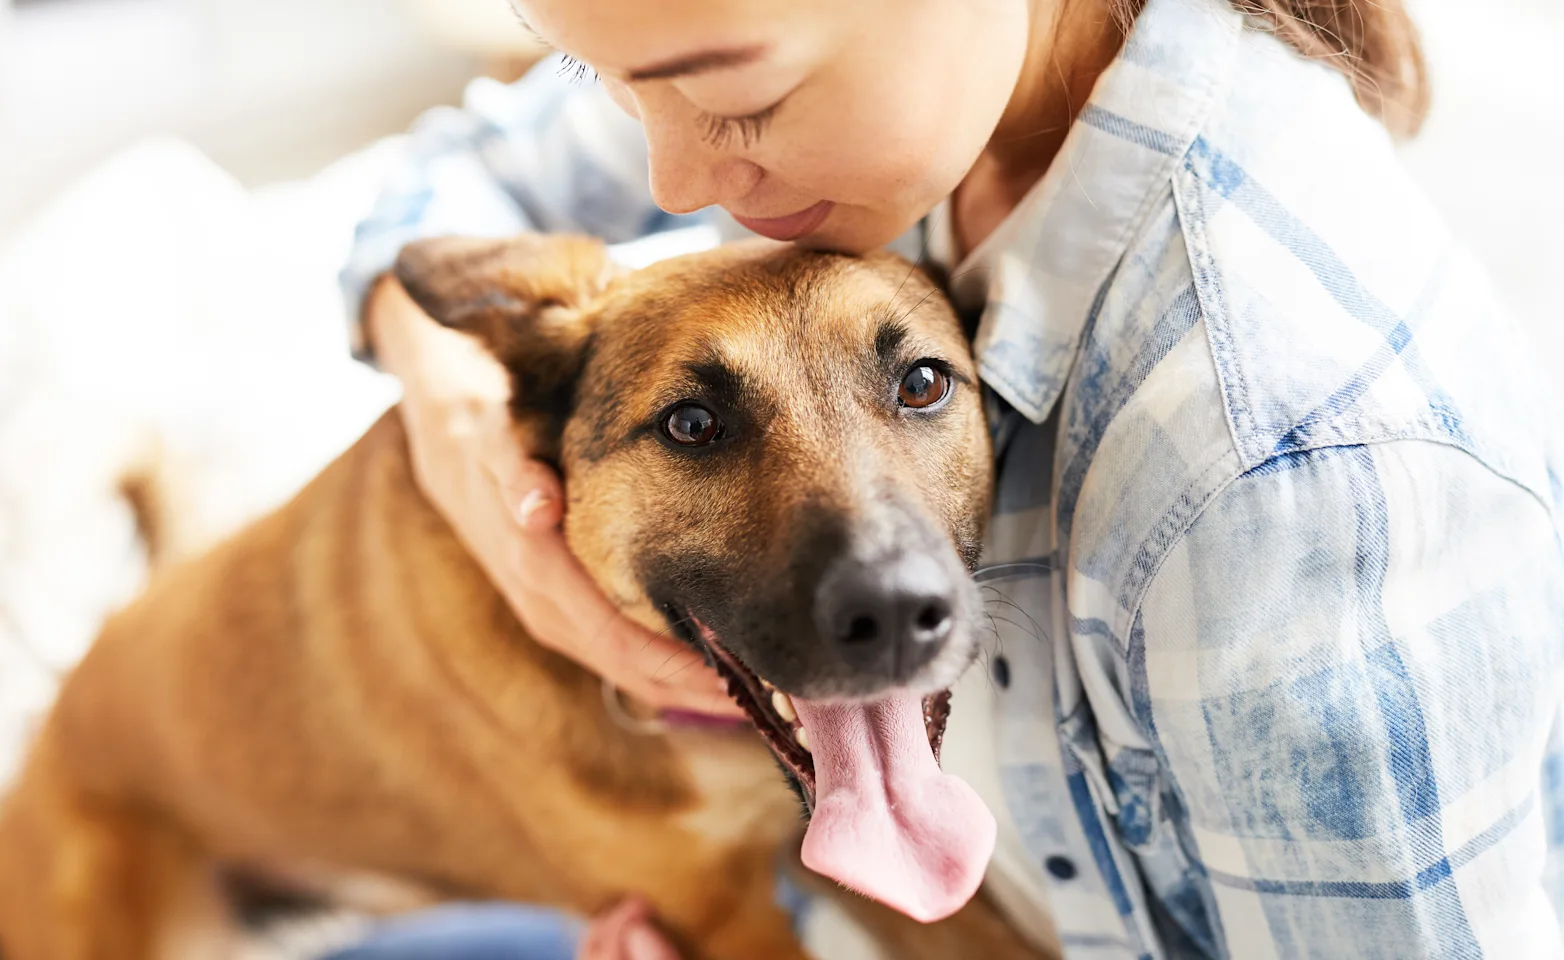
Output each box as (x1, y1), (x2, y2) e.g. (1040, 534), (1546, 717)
(338, 57), (699, 358)
(1133, 437), (1564, 957)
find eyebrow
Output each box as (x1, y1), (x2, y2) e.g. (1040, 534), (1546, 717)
(874, 320), (911, 365)
(685, 359), (749, 412)
(625, 44), (768, 82)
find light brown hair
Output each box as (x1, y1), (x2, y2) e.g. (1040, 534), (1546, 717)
(1112, 0), (1430, 136)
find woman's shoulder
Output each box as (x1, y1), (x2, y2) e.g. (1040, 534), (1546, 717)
(1069, 199), (1559, 613)
(1062, 119), (1560, 617)
(1050, 1), (1562, 628)
(1165, 52), (1559, 500)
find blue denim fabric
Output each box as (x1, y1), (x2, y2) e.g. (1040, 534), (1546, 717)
(323, 904), (581, 960)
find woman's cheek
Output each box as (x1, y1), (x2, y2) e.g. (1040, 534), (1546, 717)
(828, 109), (961, 197)
(845, 74), (980, 187)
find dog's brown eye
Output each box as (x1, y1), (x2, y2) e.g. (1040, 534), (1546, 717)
(898, 364), (950, 410)
(664, 404), (722, 446)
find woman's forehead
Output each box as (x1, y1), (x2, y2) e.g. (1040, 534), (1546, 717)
(518, 0), (838, 76)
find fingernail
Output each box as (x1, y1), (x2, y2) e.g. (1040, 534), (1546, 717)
(625, 926), (671, 960)
(516, 489), (552, 526)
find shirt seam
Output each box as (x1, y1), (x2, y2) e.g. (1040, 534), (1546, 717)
(1120, 433), (1559, 649)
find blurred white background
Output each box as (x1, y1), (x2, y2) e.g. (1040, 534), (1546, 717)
(0, 0), (542, 239)
(1399, 0), (1564, 351)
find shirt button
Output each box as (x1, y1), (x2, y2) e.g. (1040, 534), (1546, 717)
(1045, 856), (1077, 880)
(991, 655), (1011, 689)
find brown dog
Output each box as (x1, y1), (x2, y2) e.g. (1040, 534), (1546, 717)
(0, 236), (1040, 960)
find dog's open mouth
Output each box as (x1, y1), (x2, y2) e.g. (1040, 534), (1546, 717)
(664, 604), (994, 923)
(671, 605), (952, 812)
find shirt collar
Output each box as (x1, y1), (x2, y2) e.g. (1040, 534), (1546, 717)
(965, 0), (1242, 424)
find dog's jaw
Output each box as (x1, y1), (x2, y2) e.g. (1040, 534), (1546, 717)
(668, 609), (991, 923)
(664, 607), (953, 816)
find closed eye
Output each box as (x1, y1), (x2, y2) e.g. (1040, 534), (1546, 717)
(697, 102), (780, 149)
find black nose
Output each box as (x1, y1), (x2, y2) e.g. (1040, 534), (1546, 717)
(815, 550), (957, 680)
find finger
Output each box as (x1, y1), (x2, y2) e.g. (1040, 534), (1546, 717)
(568, 600), (742, 718)
(579, 919), (610, 960)
(580, 899), (650, 960)
(608, 897), (652, 923)
(623, 922), (681, 960)
(510, 534), (745, 717)
(605, 621), (744, 718)
(485, 446), (566, 533)
(610, 657), (743, 719)
(555, 597), (743, 718)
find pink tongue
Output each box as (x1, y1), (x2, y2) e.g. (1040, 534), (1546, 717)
(794, 695), (996, 923)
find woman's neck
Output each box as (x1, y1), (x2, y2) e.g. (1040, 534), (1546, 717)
(953, 0), (1129, 258)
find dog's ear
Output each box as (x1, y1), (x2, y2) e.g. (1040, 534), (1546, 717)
(393, 234), (623, 458)
(393, 233), (618, 365)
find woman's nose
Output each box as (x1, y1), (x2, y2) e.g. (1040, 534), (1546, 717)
(641, 108), (763, 216)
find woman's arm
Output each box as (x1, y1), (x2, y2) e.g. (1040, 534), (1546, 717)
(1135, 439), (1564, 957)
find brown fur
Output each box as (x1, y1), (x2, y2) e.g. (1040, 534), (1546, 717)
(0, 237), (1046, 959)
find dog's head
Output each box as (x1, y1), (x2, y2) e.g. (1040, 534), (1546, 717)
(395, 234), (996, 921)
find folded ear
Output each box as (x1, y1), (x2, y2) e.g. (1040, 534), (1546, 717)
(393, 234), (622, 458)
(393, 233), (619, 364)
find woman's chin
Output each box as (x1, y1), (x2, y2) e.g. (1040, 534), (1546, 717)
(790, 209), (920, 256)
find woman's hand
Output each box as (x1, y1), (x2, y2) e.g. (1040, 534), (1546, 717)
(366, 277), (741, 718)
(578, 899), (682, 960)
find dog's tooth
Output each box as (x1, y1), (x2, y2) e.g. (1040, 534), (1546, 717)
(760, 678), (775, 692)
(771, 690), (797, 724)
(795, 726), (811, 753)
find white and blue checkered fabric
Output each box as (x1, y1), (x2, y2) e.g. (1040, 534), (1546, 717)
(344, 1), (1564, 955)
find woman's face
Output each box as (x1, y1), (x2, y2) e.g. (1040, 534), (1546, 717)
(519, 0), (1031, 253)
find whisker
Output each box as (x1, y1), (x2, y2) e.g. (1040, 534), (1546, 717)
(888, 244), (926, 307)
(656, 651), (706, 683)
(983, 614), (1042, 640)
(978, 586), (1052, 645)
(975, 560), (1057, 581)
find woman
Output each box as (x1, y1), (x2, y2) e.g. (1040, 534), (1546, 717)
(341, 0), (1564, 956)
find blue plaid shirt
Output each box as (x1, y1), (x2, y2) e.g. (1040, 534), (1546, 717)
(344, 0), (1564, 955)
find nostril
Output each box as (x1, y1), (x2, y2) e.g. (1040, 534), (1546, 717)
(815, 551), (959, 672)
(912, 599), (953, 639)
(844, 614), (881, 644)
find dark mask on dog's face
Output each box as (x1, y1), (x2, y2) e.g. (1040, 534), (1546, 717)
(396, 235), (997, 923)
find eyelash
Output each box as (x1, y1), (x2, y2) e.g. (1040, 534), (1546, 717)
(557, 55), (598, 84)
(697, 103), (778, 149)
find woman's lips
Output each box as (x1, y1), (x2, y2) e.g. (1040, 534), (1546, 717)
(731, 200), (834, 241)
